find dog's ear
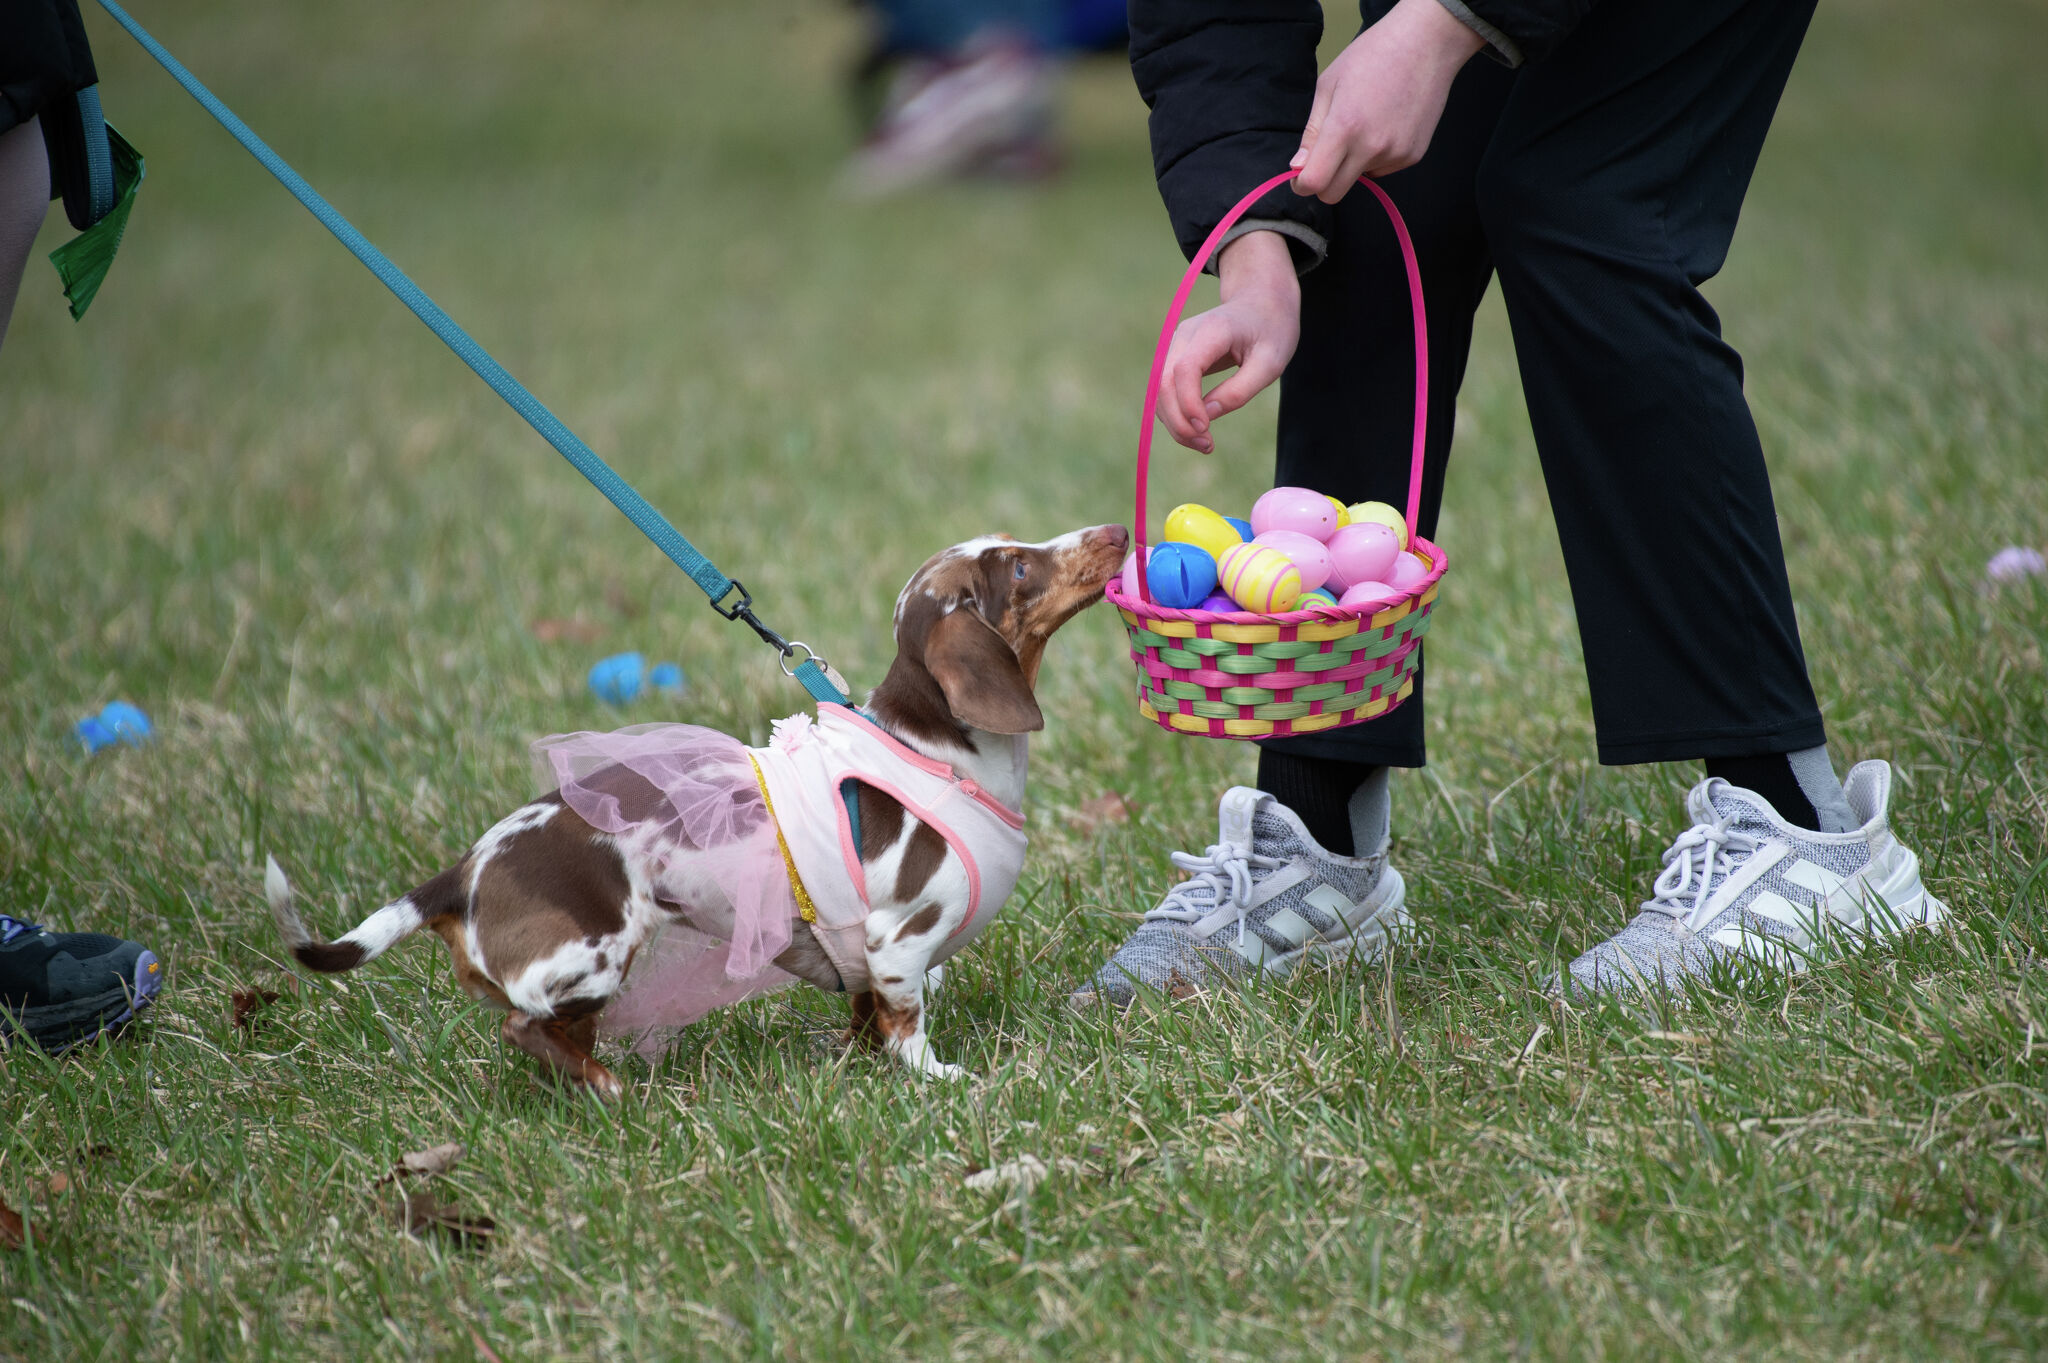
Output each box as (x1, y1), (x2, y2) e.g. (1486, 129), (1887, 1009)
(923, 608), (1044, 734)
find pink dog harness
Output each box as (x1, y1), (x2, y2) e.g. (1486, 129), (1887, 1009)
(536, 705), (1026, 1051)
(751, 705), (1027, 992)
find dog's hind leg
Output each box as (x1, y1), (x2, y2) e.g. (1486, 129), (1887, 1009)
(501, 1008), (621, 1099)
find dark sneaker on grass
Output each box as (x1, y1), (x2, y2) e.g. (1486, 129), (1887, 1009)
(1070, 787), (1409, 1009)
(1562, 760), (1945, 998)
(0, 914), (164, 1053)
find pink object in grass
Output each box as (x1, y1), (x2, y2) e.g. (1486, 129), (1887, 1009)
(1987, 546), (2046, 582)
(1387, 550), (1433, 594)
(1250, 487), (1340, 542)
(1338, 581), (1398, 610)
(1324, 522), (1402, 593)
(1251, 530), (1334, 592)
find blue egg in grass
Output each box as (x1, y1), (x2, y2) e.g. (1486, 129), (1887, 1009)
(1147, 541), (1219, 608)
(97, 701), (153, 743)
(649, 661), (688, 696)
(588, 651), (647, 705)
(1223, 516), (1254, 543)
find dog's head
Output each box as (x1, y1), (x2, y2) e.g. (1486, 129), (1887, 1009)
(879, 524), (1128, 740)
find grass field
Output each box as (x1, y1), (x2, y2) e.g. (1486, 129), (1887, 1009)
(4, 0), (2046, 1357)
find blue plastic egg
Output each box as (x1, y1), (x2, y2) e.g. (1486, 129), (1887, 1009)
(588, 651), (647, 705)
(1147, 541), (1219, 608)
(1223, 516), (1254, 543)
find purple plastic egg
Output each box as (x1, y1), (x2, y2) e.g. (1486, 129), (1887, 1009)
(1251, 530), (1333, 592)
(1387, 550), (1433, 593)
(1324, 522), (1401, 593)
(1337, 580), (1398, 611)
(1197, 592), (1237, 613)
(1250, 486), (1340, 542)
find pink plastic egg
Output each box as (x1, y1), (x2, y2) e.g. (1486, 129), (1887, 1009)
(1387, 550), (1433, 593)
(1119, 546), (1152, 599)
(1338, 580), (1398, 611)
(1324, 522), (1401, 593)
(1250, 486), (1340, 542)
(1251, 530), (1333, 592)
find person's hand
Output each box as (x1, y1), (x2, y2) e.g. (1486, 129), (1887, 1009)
(1291, 0), (1486, 201)
(1156, 231), (1300, 454)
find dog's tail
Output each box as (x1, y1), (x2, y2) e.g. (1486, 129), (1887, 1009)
(264, 854), (461, 973)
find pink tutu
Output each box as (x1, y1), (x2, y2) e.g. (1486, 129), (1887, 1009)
(533, 722), (803, 1053)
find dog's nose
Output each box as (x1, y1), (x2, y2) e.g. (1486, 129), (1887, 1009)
(1091, 524), (1131, 552)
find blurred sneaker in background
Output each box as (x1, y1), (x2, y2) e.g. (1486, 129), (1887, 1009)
(840, 37), (1059, 196)
(0, 913), (163, 1053)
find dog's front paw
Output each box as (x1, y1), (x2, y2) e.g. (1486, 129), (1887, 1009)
(924, 1059), (969, 1083)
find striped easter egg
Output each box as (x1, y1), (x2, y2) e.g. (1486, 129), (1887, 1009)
(1218, 543), (1303, 614)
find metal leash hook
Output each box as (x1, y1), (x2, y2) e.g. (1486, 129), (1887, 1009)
(710, 582), (850, 700)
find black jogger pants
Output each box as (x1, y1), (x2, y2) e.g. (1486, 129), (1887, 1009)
(1262, 0), (1828, 770)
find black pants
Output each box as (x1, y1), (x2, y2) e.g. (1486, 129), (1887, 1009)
(1264, 0), (1827, 770)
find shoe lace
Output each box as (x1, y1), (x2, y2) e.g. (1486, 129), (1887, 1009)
(1143, 842), (1282, 948)
(1642, 817), (1759, 923)
(0, 914), (43, 945)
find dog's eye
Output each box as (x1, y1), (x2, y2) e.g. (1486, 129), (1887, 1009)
(1013, 559), (1028, 580)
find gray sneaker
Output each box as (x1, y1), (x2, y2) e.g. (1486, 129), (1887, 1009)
(1563, 760), (1946, 998)
(1070, 786), (1410, 1009)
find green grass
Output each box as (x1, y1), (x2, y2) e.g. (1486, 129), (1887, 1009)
(3, 0), (2045, 1357)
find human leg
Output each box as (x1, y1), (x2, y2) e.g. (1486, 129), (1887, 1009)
(0, 115), (51, 353)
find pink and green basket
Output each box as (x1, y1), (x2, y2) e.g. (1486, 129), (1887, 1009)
(1106, 168), (1448, 740)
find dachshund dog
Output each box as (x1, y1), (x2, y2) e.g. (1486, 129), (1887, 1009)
(264, 524), (1127, 1096)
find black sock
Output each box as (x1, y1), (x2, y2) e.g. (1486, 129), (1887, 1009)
(1256, 749), (1381, 857)
(1704, 752), (1821, 832)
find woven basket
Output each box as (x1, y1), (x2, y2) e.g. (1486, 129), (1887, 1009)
(1111, 168), (1448, 740)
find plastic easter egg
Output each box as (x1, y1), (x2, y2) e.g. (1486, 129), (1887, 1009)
(1218, 543), (1303, 614)
(1251, 530), (1334, 592)
(1222, 516), (1254, 542)
(1119, 546), (1153, 599)
(1337, 581), (1398, 611)
(1251, 486), (1340, 542)
(1146, 541), (1219, 608)
(1298, 587), (1341, 612)
(1345, 500), (1409, 549)
(1196, 592), (1237, 614)
(1162, 504), (1244, 561)
(1387, 549), (1433, 593)
(1324, 522), (1401, 593)
(1325, 495), (1352, 529)
(589, 651), (647, 705)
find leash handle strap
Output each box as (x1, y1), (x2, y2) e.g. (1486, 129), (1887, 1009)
(95, 0), (848, 708)
(1133, 168), (1427, 604)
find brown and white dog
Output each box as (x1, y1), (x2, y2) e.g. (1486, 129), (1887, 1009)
(263, 524), (1127, 1097)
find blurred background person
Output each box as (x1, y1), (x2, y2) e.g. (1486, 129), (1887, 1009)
(840, 0), (1126, 194)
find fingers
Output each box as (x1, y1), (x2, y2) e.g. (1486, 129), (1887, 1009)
(1290, 75), (1336, 192)
(1159, 316), (1234, 452)
(1200, 341), (1286, 420)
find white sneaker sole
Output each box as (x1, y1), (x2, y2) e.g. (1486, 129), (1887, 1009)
(1265, 865), (1412, 979)
(1708, 845), (1948, 977)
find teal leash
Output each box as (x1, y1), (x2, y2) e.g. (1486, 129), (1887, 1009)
(94, 0), (848, 707)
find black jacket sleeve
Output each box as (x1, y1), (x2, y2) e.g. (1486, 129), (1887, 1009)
(1453, 0), (1599, 66)
(1129, 1), (1332, 270)
(0, 0), (98, 135)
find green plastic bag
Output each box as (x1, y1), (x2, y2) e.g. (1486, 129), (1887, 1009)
(48, 125), (144, 321)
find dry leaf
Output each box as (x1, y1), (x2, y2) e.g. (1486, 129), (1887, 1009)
(0, 1197), (24, 1249)
(1069, 792), (1133, 834)
(530, 617), (605, 645)
(376, 1141), (467, 1185)
(43, 1173), (70, 1196)
(965, 1154), (1048, 1195)
(230, 988), (280, 1027)
(392, 1187), (496, 1248)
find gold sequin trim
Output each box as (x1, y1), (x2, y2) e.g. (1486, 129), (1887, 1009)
(748, 752), (818, 924)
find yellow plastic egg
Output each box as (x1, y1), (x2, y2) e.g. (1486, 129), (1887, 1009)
(1162, 503), (1247, 561)
(1345, 500), (1409, 550)
(1218, 543), (1304, 614)
(1325, 495), (1351, 529)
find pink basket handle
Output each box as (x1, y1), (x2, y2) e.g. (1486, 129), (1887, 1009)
(1135, 169), (1428, 605)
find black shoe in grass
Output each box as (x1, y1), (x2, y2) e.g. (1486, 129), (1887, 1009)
(0, 914), (164, 1053)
